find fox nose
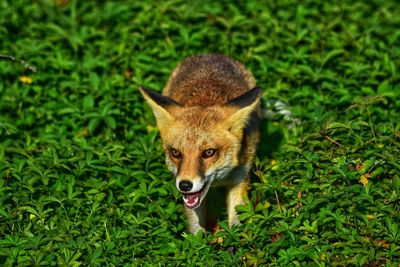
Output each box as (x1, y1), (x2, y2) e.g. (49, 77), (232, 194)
(179, 180), (193, 192)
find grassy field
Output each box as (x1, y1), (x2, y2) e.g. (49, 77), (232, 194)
(1, 0), (400, 266)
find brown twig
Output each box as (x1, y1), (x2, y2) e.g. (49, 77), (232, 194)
(320, 131), (344, 147)
(275, 190), (282, 214)
(0, 54), (38, 73)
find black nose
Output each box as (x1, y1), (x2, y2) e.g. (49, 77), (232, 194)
(179, 180), (193, 192)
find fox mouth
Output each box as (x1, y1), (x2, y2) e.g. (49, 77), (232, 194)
(182, 180), (210, 209)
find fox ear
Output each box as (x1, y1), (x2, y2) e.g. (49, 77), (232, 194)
(139, 86), (180, 127)
(225, 87), (261, 135)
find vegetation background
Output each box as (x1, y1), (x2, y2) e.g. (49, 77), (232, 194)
(0, 0), (399, 266)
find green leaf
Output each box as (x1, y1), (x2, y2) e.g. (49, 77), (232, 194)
(83, 95), (95, 110)
(88, 117), (101, 133)
(104, 116), (116, 129)
(326, 122), (352, 130)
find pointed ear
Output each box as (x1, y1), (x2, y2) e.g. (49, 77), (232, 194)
(139, 86), (181, 127)
(225, 87), (261, 135)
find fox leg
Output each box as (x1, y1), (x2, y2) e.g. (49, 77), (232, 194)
(227, 179), (249, 227)
(184, 203), (206, 234)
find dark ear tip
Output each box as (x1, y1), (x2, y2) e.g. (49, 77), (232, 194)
(138, 85), (159, 98)
(138, 85), (150, 94)
(226, 87), (262, 108)
(252, 87), (262, 96)
(139, 85), (181, 107)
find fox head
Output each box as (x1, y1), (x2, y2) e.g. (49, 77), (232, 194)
(139, 86), (261, 209)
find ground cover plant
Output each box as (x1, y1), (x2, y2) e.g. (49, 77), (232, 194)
(1, 0), (399, 265)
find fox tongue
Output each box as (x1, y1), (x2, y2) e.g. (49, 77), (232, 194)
(183, 192), (201, 209)
(185, 196), (198, 205)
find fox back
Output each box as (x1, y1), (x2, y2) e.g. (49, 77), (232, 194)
(140, 54), (261, 233)
(164, 54), (256, 106)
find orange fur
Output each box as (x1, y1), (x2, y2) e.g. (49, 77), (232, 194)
(140, 54), (261, 234)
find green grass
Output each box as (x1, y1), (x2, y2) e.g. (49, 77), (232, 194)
(1, 0), (400, 265)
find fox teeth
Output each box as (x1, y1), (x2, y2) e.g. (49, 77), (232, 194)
(181, 181), (210, 209)
(183, 194), (200, 209)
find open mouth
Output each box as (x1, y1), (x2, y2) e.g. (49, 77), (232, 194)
(182, 181), (210, 209)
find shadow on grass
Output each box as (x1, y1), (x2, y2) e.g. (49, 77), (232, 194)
(257, 117), (285, 161)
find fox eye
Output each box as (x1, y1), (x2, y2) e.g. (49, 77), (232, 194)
(202, 148), (217, 158)
(170, 148), (181, 159)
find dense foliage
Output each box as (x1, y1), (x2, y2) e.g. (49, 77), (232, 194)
(0, 0), (399, 265)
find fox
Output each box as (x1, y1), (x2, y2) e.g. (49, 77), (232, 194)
(139, 54), (261, 234)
